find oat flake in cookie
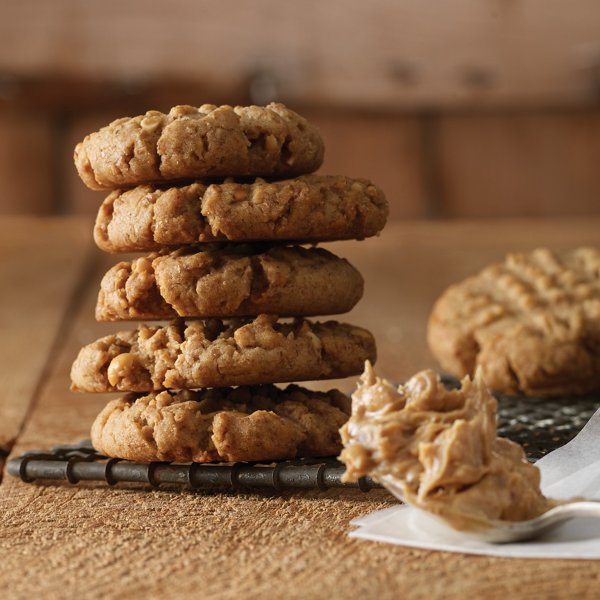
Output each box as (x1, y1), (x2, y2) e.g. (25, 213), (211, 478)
(91, 384), (351, 463)
(428, 247), (600, 396)
(74, 103), (324, 190)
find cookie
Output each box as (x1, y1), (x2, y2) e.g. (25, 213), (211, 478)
(71, 315), (376, 393)
(91, 384), (350, 463)
(96, 245), (363, 321)
(427, 247), (600, 396)
(93, 175), (388, 252)
(74, 103), (324, 190)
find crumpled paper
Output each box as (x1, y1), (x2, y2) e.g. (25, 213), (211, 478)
(349, 408), (600, 559)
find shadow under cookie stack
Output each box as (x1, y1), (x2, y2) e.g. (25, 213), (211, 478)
(70, 103), (388, 464)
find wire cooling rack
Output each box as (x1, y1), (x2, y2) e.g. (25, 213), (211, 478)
(441, 375), (599, 460)
(495, 394), (598, 458)
(7, 383), (599, 492)
(7, 442), (378, 491)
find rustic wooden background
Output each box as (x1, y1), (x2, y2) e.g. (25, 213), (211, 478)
(2, 0), (600, 218)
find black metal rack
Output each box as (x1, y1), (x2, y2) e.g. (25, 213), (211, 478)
(495, 393), (598, 459)
(7, 442), (378, 491)
(7, 385), (598, 492)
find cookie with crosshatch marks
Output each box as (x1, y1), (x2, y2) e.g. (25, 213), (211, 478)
(91, 384), (351, 463)
(96, 245), (363, 321)
(71, 315), (376, 393)
(427, 247), (600, 396)
(74, 103), (324, 190)
(93, 175), (388, 252)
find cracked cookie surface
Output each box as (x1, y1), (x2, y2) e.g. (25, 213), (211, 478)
(96, 245), (363, 320)
(71, 315), (376, 392)
(427, 247), (600, 396)
(91, 384), (350, 463)
(93, 175), (388, 252)
(75, 103), (324, 190)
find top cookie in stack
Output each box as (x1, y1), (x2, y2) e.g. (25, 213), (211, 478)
(70, 103), (388, 464)
(75, 103), (325, 189)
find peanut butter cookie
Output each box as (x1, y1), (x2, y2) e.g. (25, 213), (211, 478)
(75, 103), (324, 190)
(71, 315), (376, 393)
(91, 384), (350, 463)
(96, 245), (363, 321)
(93, 175), (387, 252)
(428, 247), (600, 396)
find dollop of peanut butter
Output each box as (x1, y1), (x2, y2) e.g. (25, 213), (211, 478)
(340, 363), (554, 531)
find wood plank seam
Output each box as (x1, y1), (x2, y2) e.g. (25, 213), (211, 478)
(0, 245), (98, 484)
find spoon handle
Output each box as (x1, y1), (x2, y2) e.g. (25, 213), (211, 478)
(557, 501), (600, 519)
(538, 500), (600, 530)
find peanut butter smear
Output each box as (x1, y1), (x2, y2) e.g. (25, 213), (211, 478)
(340, 363), (555, 531)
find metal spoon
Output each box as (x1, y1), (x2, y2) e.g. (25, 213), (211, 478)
(464, 502), (600, 543)
(379, 475), (600, 543)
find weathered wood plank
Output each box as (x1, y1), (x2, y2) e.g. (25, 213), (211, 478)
(0, 114), (55, 214)
(1, 219), (599, 599)
(437, 110), (600, 217)
(3, 1), (600, 108)
(0, 217), (92, 456)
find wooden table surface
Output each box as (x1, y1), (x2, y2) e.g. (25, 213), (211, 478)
(1, 216), (599, 600)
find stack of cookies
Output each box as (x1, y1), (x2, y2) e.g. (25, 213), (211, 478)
(70, 103), (388, 464)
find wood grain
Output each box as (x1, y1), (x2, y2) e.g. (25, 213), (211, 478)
(0, 217), (92, 457)
(0, 113), (55, 214)
(438, 111), (600, 217)
(1, 218), (600, 599)
(3, 1), (600, 108)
